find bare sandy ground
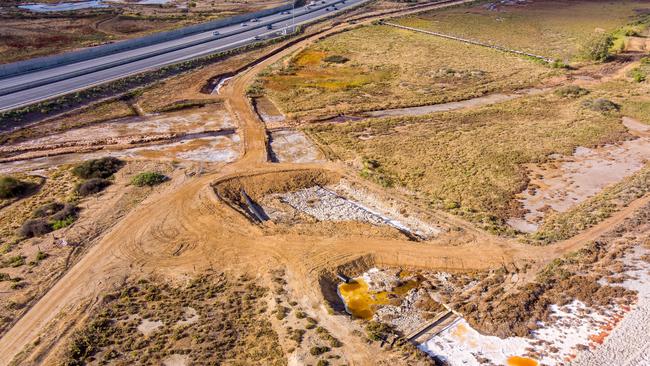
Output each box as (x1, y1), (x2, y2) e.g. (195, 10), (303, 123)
(0, 1), (648, 364)
(509, 117), (650, 233)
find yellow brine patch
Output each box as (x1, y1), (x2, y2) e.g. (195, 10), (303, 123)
(338, 276), (419, 319)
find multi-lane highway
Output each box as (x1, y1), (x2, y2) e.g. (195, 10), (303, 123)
(0, 0), (366, 112)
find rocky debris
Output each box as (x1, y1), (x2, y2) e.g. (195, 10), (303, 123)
(375, 288), (429, 334)
(263, 181), (441, 239)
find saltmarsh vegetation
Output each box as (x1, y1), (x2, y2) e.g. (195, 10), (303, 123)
(0, 176), (31, 199)
(72, 157), (124, 196)
(394, 0), (649, 61)
(62, 273), (285, 365)
(20, 202), (80, 238)
(131, 171), (168, 187)
(260, 25), (557, 116)
(305, 90), (628, 235)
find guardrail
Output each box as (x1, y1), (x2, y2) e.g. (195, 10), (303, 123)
(0, 2), (299, 79)
(0, 0), (351, 97)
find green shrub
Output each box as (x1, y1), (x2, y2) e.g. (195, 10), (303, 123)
(35, 250), (48, 261)
(33, 202), (65, 218)
(581, 34), (614, 62)
(4, 255), (25, 268)
(52, 216), (76, 230)
(365, 321), (392, 342)
(554, 85), (590, 98)
(51, 204), (79, 222)
(582, 98), (620, 113)
(0, 176), (30, 199)
(76, 178), (111, 196)
(323, 55), (349, 64)
(131, 172), (168, 187)
(20, 219), (53, 238)
(629, 67), (647, 83)
(309, 346), (330, 356)
(72, 157), (124, 179)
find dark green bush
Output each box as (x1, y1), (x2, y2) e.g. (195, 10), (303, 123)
(20, 219), (52, 238)
(554, 85), (589, 98)
(309, 346), (330, 356)
(323, 55), (349, 64)
(0, 176), (30, 199)
(581, 34), (614, 62)
(72, 157), (124, 179)
(131, 172), (168, 187)
(582, 98), (620, 113)
(76, 178), (111, 196)
(51, 203), (79, 222)
(32, 202), (64, 218)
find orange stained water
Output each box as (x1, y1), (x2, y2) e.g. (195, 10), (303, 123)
(507, 356), (538, 366)
(338, 278), (389, 319)
(338, 277), (419, 319)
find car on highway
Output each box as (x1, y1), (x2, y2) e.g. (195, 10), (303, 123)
(251, 18), (259, 22)
(213, 31), (220, 36)
(241, 22), (247, 26)
(267, 24), (273, 29)
(325, 7), (330, 11)
(254, 35), (262, 40)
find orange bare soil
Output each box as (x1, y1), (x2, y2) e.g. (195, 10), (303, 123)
(1, 1), (649, 365)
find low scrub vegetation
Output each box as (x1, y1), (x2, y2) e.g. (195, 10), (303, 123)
(261, 25), (556, 117)
(581, 34), (614, 62)
(621, 98), (650, 125)
(532, 165), (650, 244)
(19, 202), (79, 238)
(305, 91), (627, 233)
(76, 178), (112, 196)
(131, 172), (168, 187)
(395, 0), (645, 61)
(61, 273), (285, 365)
(582, 98), (620, 113)
(72, 157), (124, 179)
(555, 85), (590, 98)
(0, 176), (31, 199)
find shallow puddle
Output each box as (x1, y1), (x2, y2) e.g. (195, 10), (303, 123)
(507, 356), (538, 366)
(337, 268), (419, 320)
(338, 278), (390, 319)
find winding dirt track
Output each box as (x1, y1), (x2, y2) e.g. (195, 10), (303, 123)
(1, 2), (648, 364)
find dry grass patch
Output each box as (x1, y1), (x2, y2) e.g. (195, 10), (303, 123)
(261, 24), (558, 117)
(395, 0), (650, 61)
(305, 91), (628, 233)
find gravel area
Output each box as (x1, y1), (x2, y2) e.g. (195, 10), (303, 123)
(269, 184), (440, 239)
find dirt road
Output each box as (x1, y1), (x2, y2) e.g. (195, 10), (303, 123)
(1, 1), (647, 364)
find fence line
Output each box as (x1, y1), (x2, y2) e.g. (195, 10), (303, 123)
(383, 22), (554, 63)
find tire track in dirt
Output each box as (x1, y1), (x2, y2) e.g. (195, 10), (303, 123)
(1, 1), (646, 364)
